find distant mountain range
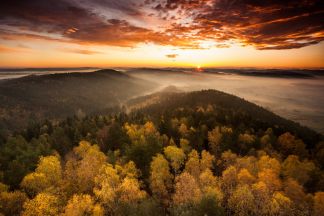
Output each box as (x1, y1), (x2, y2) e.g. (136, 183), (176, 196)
(202, 68), (324, 78)
(1, 67), (323, 79)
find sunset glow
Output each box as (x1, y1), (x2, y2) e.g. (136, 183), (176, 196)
(0, 0), (323, 68)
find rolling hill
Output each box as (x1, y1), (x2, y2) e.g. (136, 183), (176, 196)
(0, 69), (156, 130)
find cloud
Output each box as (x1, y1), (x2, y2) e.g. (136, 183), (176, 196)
(60, 48), (103, 55)
(74, 0), (144, 16)
(0, 0), (181, 47)
(0, 45), (30, 53)
(0, 0), (323, 50)
(166, 54), (178, 58)
(148, 0), (324, 49)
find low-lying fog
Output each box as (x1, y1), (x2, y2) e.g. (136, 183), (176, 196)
(127, 70), (324, 134)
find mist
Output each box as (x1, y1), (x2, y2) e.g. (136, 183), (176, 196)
(125, 68), (324, 134)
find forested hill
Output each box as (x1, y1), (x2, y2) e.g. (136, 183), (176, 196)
(127, 89), (322, 148)
(0, 89), (323, 215)
(0, 69), (156, 130)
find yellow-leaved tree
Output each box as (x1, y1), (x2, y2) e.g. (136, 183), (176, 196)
(164, 146), (186, 174)
(173, 172), (201, 205)
(64, 141), (107, 194)
(94, 162), (146, 214)
(149, 154), (173, 204)
(21, 155), (62, 196)
(62, 194), (104, 216)
(22, 193), (60, 216)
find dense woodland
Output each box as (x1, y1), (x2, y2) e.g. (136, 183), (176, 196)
(0, 85), (324, 215)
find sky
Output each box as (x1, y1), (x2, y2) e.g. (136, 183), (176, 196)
(0, 0), (323, 68)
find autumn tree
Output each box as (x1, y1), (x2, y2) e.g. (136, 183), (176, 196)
(93, 164), (120, 209)
(22, 193), (60, 216)
(124, 122), (163, 177)
(271, 192), (293, 216)
(173, 172), (201, 205)
(62, 194), (104, 216)
(94, 162), (146, 214)
(178, 123), (189, 138)
(199, 169), (223, 204)
(0, 189), (27, 216)
(228, 184), (255, 216)
(185, 150), (201, 179)
(149, 154), (173, 204)
(184, 149), (215, 180)
(314, 192), (324, 216)
(200, 150), (215, 172)
(164, 146), (186, 173)
(221, 166), (238, 197)
(179, 138), (191, 154)
(208, 126), (233, 156)
(283, 178), (312, 215)
(208, 127), (222, 156)
(277, 132), (308, 158)
(238, 133), (256, 153)
(237, 168), (256, 185)
(282, 155), (315, 185)
(64, 141), (107, 194)
(258, 155), (281, 175)
(21, 155), (62, 196)
(251, 181), (273, 215)
(258, 168), (282, 193)
(118, 177), (146, 203)
(220, 150), (238, 169)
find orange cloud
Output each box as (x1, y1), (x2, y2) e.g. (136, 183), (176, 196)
(0, 45), (30, 53)
(0, 0), (323, 50)
(60, 48), (103, 55)
(166, 54), (178, 58)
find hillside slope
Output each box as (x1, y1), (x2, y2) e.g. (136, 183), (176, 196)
(0, 69), (156, 130)
(127, 89), (322, 147)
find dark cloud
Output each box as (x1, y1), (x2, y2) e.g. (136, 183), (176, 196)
(150, 0), (324, 49)
(74, 0), (143, 16)
(0, 0), (159, 47)
(0, 0), (192, 48)
(0, 0), (323, 50)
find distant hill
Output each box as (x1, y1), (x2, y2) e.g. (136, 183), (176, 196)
(203, 68), (324, 78)
(0, 69), (156, 130)
(0, 67), (99, 72)
(127, 89), (322, 148)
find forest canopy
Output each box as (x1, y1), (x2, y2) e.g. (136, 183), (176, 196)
(0, 89), (323, 216)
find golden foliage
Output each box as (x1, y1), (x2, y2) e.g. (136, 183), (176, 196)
(21, 155), (62, 196)
(149, 154), (173, 201)
(164, 146), (186, 173)
(62, 194), (104, 216)
(282, 155), (315, 185)
(314, 192), (324, 216)
(0, 190), (28, 216)
(22, 193), (60, 216)
(173, 172), (201, 205)
(228, 185), (255, 216)
(64, 141), (107, 194)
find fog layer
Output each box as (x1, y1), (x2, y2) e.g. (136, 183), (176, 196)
(126, 69), (324, 134)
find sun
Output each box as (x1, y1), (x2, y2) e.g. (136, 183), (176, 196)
(196, 65), (203, 72)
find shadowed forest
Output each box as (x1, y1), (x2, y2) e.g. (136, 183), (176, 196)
(0, 70), (323, 216)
